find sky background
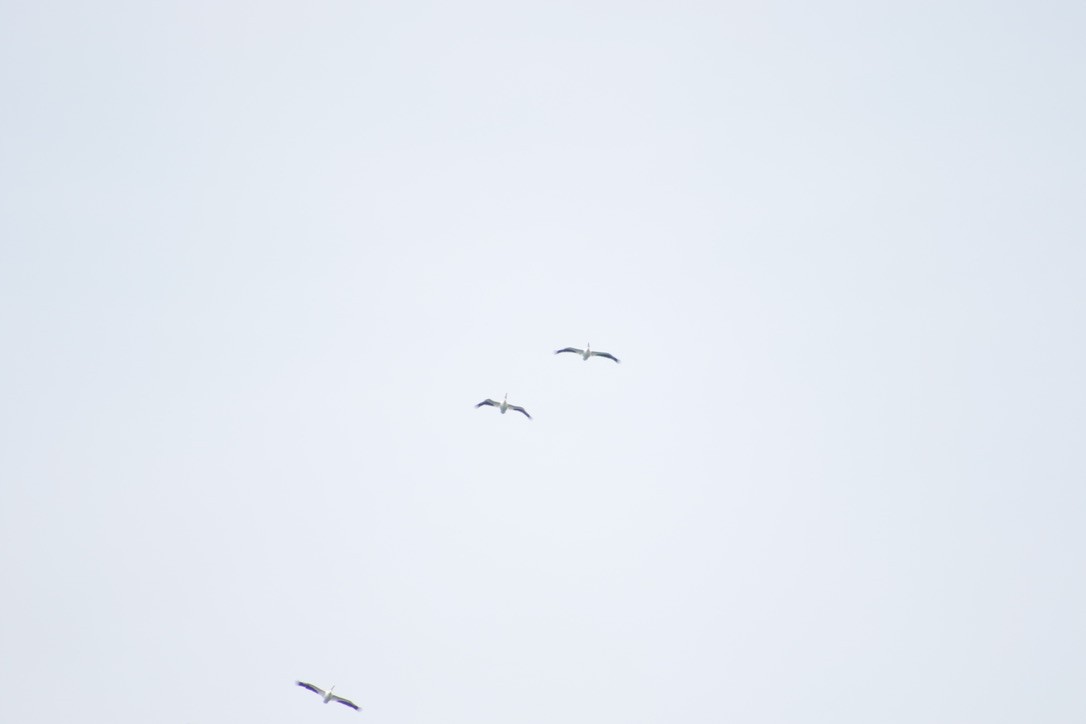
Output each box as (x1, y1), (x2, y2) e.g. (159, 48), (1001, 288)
(2, 1), (1085, 722)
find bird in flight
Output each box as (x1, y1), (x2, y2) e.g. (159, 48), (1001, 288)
(295, 681), (361, 711)
(554, 342), (620, 363)
(475, 393), (532, 419)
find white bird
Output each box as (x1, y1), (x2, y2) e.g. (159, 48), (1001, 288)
(475, 393), (532, 419)
(554, 342), (620, 363)
(295, 681), (361, 711)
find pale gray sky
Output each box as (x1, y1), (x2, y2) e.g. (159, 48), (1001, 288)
(2, 1), (1084, 722)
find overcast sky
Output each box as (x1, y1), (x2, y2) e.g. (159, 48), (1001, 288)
(2, 1), (1084, 722)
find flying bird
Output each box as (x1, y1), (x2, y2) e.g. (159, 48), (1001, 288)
(295, 681), (361, 711)
(475, 393), (532, 419)
(554, 343), (620, 363)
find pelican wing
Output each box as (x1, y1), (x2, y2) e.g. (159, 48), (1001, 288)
(554, 347), (584, 355)
(590, 351), (621, 363)
(330, 694), (361, 711)
(296, 681), (326, 697)
(475, 399), (499, 408)
(509, 405), (532, 420)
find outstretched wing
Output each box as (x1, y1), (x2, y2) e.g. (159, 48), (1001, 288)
(296, 681), (326, 697)
(331, 694), (361, 711)
(590, 351), (621, 363)
(509, 405), (532, 420)
(475, 399), (499, 408)
(554, 347), (583, 355)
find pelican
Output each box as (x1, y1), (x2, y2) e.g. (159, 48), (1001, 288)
(295, 681), (361, 711)
(554, 343), (620, 363)
(475, 393), (532, 419)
